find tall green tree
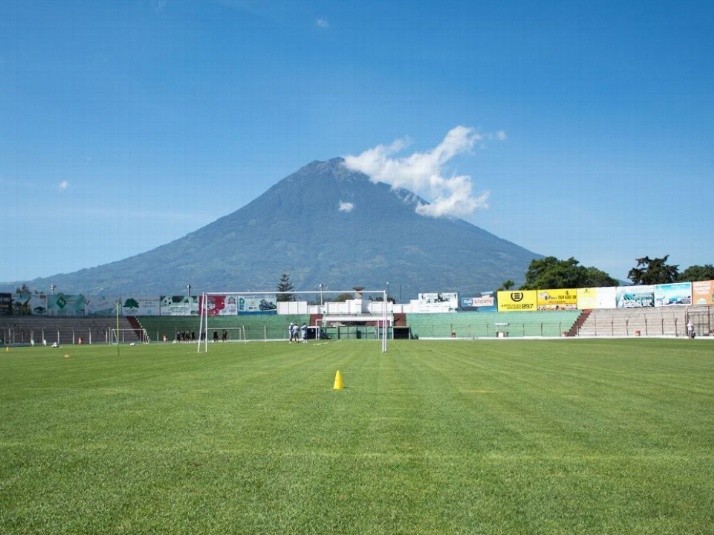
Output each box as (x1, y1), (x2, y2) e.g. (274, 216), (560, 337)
(628, 255), (679, 285)
(276, 273), (295, 302)
(677, 264), (714, 282)
(520, 256), (617, 290)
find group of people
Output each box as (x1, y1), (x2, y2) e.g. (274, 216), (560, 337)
(289, 322), (308, 343)
(175, 331), (196, 342)
(213, 330), (229, 342)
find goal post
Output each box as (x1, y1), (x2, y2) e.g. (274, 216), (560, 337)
(197, 289), (390, 353)
(110, 328), (149, 344)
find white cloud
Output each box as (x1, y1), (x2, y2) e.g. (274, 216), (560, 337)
(343, 126), (492, 218)
(316, 18), (329, 28)
(338, 201), (354, 213)
(58, 180), (69, 192)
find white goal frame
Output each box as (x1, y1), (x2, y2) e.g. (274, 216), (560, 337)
(197, 290), (389, 353)
(110, 328), (150, 344)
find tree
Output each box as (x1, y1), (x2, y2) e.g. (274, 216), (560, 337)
(15, 283), (31, 295)
(677, 264), (714, 282)
(498, 280), (515, 291)
(628, 255), (679, 285)
(520, 257), (617, 290)
(276, 273), (295, 302)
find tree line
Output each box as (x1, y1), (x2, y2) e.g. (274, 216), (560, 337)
(499, 256), (714, 292)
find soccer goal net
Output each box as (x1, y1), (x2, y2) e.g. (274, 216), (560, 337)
(110, 328), (150, 344)
(197, 289), (390, 353)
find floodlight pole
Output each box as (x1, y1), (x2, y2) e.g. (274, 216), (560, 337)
(383, 289), (388, 352)
(197, 292), (208, 353)
(115, 299), (121, 356)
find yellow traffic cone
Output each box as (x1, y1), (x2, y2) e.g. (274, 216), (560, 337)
(333, 370), (344, 390)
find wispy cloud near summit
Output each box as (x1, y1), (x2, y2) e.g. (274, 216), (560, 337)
(342, 126), (495, 218)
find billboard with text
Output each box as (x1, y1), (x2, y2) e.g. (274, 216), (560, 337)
(85, 295), (121, 316)
(200, 294), (240, 316)
(460, 294), (497, 311)
(122, 296), (161, 316)
(537, 289), (577, 310)
(0, 293), (12, 316)
(654, 283), (692, 307)
(616, 286), (655, 308)
(497, 290), (537, 312)
(238, 295), (277, 315)
(47, 294), (86, 316)
(160, 295), (198, 316)
(692, 280), (714, 306)
(577, 287), (617, 309)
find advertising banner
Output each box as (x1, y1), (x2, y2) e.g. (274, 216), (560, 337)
(160, 295), (198, 316)
(11, 293), (46, 315)
(692, 280), (714, 306)
(0, 293), (12, 316)
(123, 296), (161, 316)
(47, 294), (86, 316)
(616, 286), (655, 308)
(200, 294), (240, 316)
(238, 295), (277, 315)
(418, 293), (459, 308)
(537, 289), (577, 310)
(460, 294), (497, 311)
(654, 283), (692, 307)
(497, 290), (537, 312)
(577, 287), (617, 309)
(85, 295), (121, 316)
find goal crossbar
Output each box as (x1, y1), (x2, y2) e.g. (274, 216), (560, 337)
(110, 328), (149, 344)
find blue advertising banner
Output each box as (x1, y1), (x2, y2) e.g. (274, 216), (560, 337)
(616, 286), (655, 308)
(654, 283), (692, 307)
(238, 295), (277, 315)
(460, 294), (497, 311)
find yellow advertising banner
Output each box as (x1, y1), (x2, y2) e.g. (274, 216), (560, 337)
(692, 280), (714, 306)
(577, 287), (598, 309)
(497, 290), (537, 312)
(537, 288), (578, 310)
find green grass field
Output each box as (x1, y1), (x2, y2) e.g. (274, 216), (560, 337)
(1, 339), (712, 534)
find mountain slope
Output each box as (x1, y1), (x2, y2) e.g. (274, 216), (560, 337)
(3, 158), (540, 299)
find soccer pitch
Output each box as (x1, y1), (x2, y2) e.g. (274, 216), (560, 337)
(1, 340), (712, 534)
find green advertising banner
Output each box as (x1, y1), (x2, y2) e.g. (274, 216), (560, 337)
(47, 294), (86, 316)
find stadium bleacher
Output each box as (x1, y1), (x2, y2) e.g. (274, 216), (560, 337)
(0, 316), (139, 346)
(135, 314), (308, 342)
(406, 310), (582, 339)
(2, 306), (708, 346)
(576, 307), (688, 337)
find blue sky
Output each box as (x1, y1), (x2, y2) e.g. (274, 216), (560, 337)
(2, 0), (712, 285)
